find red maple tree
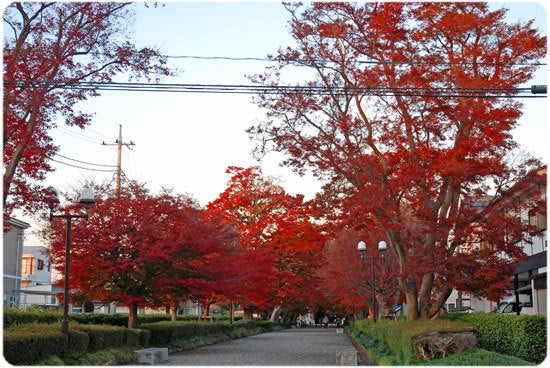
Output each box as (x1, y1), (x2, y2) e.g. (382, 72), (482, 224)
(3, 2), (171, 224)
(207, 166), (325, 321)
(248, 2), (546, 319)
(317, 228), (400, 320)
(48, 182), (236, 328)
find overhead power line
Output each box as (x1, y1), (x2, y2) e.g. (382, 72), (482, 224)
(163, 54), (547, 67)
(55, 153), (117, 168)
(50, 158), (117, 172)
(4, 80), (546, 98)
(56, 126), (104, 144)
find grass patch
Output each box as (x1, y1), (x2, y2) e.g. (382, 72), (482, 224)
(347, 326), (404, 365)
(35, 347), (136, 366)
(420, 348), (534, 366)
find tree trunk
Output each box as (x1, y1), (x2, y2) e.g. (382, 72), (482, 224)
(419, 273), (435, 319)
(269, 305), (282, 322)
(402, 278), (419, 321)
(171, 305), (177, 321)
(243, 307), (253, 320)
(203, 302), (211, 318)
(229, 301), (234, 324)
(128, 303), (138, 329)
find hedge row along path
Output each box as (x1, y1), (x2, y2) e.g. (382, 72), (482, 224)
(163, 327), (368, 365)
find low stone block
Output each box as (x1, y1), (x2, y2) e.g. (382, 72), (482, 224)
(336, 328), (344, 334)
(134, 347), (168, 365)
(336, 348), (358, 365)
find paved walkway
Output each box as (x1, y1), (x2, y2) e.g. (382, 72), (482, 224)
(164, 327), (369, 365)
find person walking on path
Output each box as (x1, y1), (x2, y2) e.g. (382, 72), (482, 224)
(322, 315), (330, 329)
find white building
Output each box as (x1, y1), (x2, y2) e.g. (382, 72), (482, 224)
(17, 245), (59, 309)
(447, 167), (547, 315)
(3, 218), (30, 308)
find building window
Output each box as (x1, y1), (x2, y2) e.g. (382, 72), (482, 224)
(22, 255), (35, 275)
(531, 214), (547, 231)
(37, 259), (45, 270)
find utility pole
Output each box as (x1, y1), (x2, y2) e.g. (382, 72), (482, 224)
(102, 125), (135, 198)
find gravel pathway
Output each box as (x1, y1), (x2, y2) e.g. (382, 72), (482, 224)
(164, 327), (368, 365)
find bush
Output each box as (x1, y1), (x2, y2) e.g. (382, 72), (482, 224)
(444, 313), (546, 364)
(3, 317), (279, 365)
(354, 318), (476, 364)
(125, 328), (151, 347)
(3, 323), (68, 365)
(141, 321), (219, 345)
(68, 329), (89, 353)
(71, 324), (127, 351)
(3, 309), (242, 329)
(140, 320), (278, 346)
(3, 308), (62, 328)
(347, 325), (403, 365)
(421, 348), (533, 366)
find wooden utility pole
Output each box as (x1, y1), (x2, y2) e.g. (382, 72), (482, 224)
(102, 125), (135, 198)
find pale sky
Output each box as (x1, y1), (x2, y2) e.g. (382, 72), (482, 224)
(11, 1), (548, 239)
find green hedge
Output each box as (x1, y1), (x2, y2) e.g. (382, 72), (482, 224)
(3, 323), (150, 365)
(140, 320), (276, 346)
(3, 323), (69, 365)
(71, 324), (127, 351)
(445, 313), (546, 364)
(355, 318), (475, 364)
(68, 329), (90, 354)
(3, 308), (62, 328)
(3, 308), (237, 328)
(347, 325), (403, 365)
(421, 347), (534, 366)
(4, 318), (277, 365)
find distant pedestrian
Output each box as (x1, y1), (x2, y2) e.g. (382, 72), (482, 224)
(322, 315), (329, 329)
(297, 314), (304, 328)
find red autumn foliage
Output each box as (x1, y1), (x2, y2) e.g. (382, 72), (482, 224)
(3, 3), (171, 225)
(249, 2), (546, 319)
(206, 166), (325, 318)
(47, 181), (236, 328)
(317, 227), (401, 319)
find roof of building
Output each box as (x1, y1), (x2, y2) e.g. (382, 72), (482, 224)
(514, 250), (547, 275)
(7, 218), (31, 229)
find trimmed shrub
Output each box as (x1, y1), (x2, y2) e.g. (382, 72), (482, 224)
(71, 313), (177, 326)
(70, 313), (129, 326)
(68, 329), (89, 353)
(3, 323), (68, 365)
(125, 328), (151, 347)
(445, 313), (546, 364)
(3, 309), (242, 329)
(347, 325), (403, 365)
(3, 317), (278, 365)
(141, 321), (211, 345)
(3, 308), (62, 328)
(140, 320), (278, 346)
(72, 324), (127, 351)
(355, 318), (476, 364)
(422, 347), (534, 366)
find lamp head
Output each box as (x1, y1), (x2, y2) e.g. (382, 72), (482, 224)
(357, 240), (367, 252)
(378, 240), (387, 251)
(79, 186), (95, 205)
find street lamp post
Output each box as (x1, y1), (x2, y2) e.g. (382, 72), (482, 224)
(49, 186), (95, 335)
(358, 240), (387, 322)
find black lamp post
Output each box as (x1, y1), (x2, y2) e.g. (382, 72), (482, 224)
(49, 186), (95, 335)
(358, 240), (387, 322)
